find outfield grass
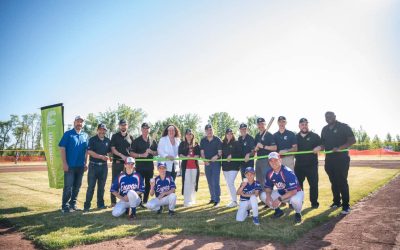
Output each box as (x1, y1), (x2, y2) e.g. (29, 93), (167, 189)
(0, 166), (399, 249)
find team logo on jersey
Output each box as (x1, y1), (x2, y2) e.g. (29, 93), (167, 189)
(284, 136), (288, 140)
(244, 142), (247, 146)
(306, 137), (310, 141)
(274, 182), (286, 189)
(334, 129), (337, 133)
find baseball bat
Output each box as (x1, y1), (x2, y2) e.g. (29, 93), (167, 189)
(262, 117), (275, 140)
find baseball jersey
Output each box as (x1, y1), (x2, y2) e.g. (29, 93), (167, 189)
(240, 181), (262, 201)
(153, 175), (176, 198)
(110, 171), (145, 196)
(264, 166), (302, 195)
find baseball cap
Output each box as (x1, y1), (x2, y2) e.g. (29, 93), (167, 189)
(225, 128), (233, 133)
(125, 157), (135, 165)
(119, 119), (127, 125)
(268, 152), (280, 160)
(74, 115), (84, 121)
(157, 162), (167, 169)
(141, 122), (150, 129)
(239, 123), (247, 129)
(257, 117), (265, 123)
(244, 167), (255, 174)
(185, 128), (192, 134)
(278, 116), (286, 121)
(97, 123), (107, 130)
(205, 124), (212, 130)
(299, 118), (308, 124)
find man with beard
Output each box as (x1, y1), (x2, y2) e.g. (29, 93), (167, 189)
(294, 118), (321, 209)
(110, 119), (135, 207)
(130, 123), (158, 206)
(59, 116), (88, 213)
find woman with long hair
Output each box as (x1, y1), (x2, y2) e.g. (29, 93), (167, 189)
(178, 129), (200, 207)
(157, 124), (181, 180)
(222, 128), (242, 208)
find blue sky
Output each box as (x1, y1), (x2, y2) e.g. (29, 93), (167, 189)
(0, 0), (399, 138)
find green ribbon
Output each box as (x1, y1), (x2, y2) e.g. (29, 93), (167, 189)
(133, 149), (349, 162)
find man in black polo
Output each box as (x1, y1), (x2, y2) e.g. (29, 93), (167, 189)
(321, 111), (355, 214)
(84, 124), (111, 212)
(254, 117), (277, 183)
(238, 123), (255, 179)
(130, 122), (158, 205)
(110, 119), (134, 207)
(294, 118), (321, 209)
(273, 116), (297, 170)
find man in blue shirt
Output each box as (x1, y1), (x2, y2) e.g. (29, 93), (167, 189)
(260, 152), (304, 224)
(273, 116), (297, 170)
(59, 116), (89, 213)
(200, 124), (222, 207)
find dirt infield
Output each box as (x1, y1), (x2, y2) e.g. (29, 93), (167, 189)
(0, 160), (399, 249)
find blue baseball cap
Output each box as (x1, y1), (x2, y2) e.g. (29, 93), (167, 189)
(244, 167), (255, 174)
(157, 162), (167, 169)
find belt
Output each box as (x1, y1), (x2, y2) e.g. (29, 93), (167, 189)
(113, 160), (124, 164)
(90, 161), (107, 166)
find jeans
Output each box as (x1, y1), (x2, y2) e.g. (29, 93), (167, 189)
(111, 162), (124, 204)
(62, 167), (84, 210)
(84, 162), (108, 209)
(204, 162), (221, 203)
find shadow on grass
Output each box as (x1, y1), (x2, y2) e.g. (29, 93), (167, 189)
(0, 207), (30, 215)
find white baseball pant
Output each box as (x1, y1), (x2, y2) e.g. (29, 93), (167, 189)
(112, 190), (141, 217)
(184, 169), (197, 206)
(260, 190), (304, 213)
(146, 193), (177, 211)
(236, 195), (259, 222)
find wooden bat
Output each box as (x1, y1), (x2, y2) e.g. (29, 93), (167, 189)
(262, 117), (275, 140)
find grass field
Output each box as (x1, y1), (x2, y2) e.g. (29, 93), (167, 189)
(0, 166), (399, 249)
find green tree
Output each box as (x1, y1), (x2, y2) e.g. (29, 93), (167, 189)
(353, 126), (371, 150)
(245, 115), (260, 137)
(370, 135), (382, 149)
(0, 115), (18, 151)
(98, 109), (118, 138)
(116, 104), (147, 137)
(83, 113), (99, 137)
(208, 112), (239, 139)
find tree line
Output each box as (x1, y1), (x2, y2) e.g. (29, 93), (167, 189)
(0, 103), (399, 155)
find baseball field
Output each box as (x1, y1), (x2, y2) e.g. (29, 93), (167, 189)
(0, 163), (399, 249)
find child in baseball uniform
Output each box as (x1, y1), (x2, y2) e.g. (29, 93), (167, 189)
(236, 167), (262, 225)
(110, 157), (144, 220)
(146, 162), (177, 216)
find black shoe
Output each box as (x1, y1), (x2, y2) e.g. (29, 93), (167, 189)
(125, 208), (129, 215)
(311, 203), (319, 209)
(83, 208), (90, 213)
(273, 209), (284, 219)
(213, 202), (219, 207)
(97, 205), (107, 210)
(157, 206), (163, 214)
(289, 204), (293, 210)
(139, 201), (146, 209)
(263, 205), (269, 210)
(330, 203), (341, 209)
(208, 200), (215, 204)
(247, 209), (251, 217)
(61, 208), (72, 214)
(128, 213), (137, 220)
(168, 210), (175, 216)
(295, 213), (302, 223)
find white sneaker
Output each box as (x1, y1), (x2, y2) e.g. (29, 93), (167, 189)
(226, 201), (238, 208)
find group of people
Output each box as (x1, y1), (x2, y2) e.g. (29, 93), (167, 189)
(58, 111), (355, 225)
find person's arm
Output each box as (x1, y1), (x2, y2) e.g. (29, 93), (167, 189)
(111, 146), (127, 161)
(236, 180), (247, 195)
(88, 150), (108, 161)
(111, 191), (128, 202)
(333, 125), (356, 152)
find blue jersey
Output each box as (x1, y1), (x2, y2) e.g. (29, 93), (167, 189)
(240, 181), (262, 201)
(110, 171), (145, 196)
(264, 166), (302, 195)
(58, 129), (88, 167)
(153, 175), (176, 198)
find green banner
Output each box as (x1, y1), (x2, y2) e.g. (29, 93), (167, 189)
(41, 104), (64, 189)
